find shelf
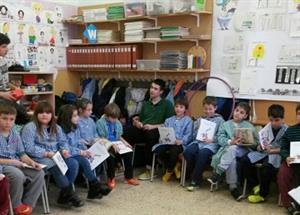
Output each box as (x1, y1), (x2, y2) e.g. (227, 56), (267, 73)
(68, 68), (209, 73)
(9, 72), (54, 75)
(24, 91), (54, 96)
(63, 11), (212, 26)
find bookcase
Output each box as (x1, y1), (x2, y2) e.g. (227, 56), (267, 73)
(9, 72), (55, 112)
(64, 1), (213, 81)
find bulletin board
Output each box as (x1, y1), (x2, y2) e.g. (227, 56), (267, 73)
(0, 0), (77, 72)
(207, 0), (300, 102)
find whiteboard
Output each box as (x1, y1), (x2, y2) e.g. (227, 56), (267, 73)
(208, 0), (300, 102)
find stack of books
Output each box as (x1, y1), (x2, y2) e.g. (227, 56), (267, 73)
(160, 50), (187, 69)
(161, 26), (189, 40)
(96, 30), (119, 43)
(107, 5), (125, 20)
(124, 21), (153, 41)
(83, 8), (107, 22)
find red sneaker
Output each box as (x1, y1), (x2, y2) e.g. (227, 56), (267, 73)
(107, 178), (116, 189)
(124, 178), (140, 186)
(14, 204), (32, 215)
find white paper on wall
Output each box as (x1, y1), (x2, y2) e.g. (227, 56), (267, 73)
(239, 70), (257, 95)
(259, 13), (285, 31)
(247, 42), (266, 67)
(278, 44), (300, 64)
(222, 55), (242, 74)
(290, 13), (300, 37)
(234, 12), (256, 32)
(223, 34), (244, 53)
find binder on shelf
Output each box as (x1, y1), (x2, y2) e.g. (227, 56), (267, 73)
(131, 44), (142, 69)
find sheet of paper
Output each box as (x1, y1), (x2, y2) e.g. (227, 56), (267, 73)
(112, 141), (133, 154)
(223, 35), (244, 53)
(259, 13), (285, 31)
(52, 152), (68, 175)
(234, 128), (254, 144)
(23, 163), (47, 169)
(196, 118), (217, 141)
(158, 127), (176, 145)
(87, 143), (109, 170)
(258, 123), (274, 149)
(234, 12), (256, 32)
(222, 55), (242, 74)
(239, 70), (257, 95)
(247, 42), (266, 67)
(289, 186), (300, 205)
(278, 44), (300, 64)
(290, 14), (300, 37)
(290, 141), (300, 163)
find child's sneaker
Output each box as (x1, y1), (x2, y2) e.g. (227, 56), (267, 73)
(162, 171), (173, 182)
(248, 194), (265, 203)
(107, 178), (116, 189)
(138, 170), (151, 181)
(253, 185), (260, 195)
(125, 178), (140, 186)
(207, 173), (222, 185)
(230, 188), (243, 201)
(14, 204), (32, 215)
(174, 162), (181, 179)
(186, 181), (200, 192)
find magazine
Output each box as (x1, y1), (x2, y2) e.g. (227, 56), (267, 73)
(87, 143), (110, 170)
(258, 123), (274, 149)
(112, 141), (133, 154)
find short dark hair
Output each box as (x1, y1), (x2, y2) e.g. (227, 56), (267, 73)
(175, 98), (189, 109)
(104, 103), (121, 118)
(0, 33), (10, 46)
(76, 98), (92, 110)
(236, 102), (251, 115)
(152, 79), (165, 92)
(268, 104), (284, 118)
(296, 103), (300, 113)
(0, 103), (16, 115)
(202, 96), (217, 106)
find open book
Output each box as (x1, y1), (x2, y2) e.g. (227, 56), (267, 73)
(93, 138), (113, 150)
(234, 128), (254, 145)
(289, 186), (300, 205)
(290, 142), (300, 164)
(258, 123), (274, 150)
(87, 143), (110, 170)
(52, 152), (68, 175)
(112, 141), (133, 154)
(196, 118), (217, 141)
(22, 163), (47, 169)
(158, 127), (176, 145)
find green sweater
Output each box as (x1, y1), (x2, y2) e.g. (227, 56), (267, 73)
(280, 123), (300, 161)
(140, 98), (174, 125)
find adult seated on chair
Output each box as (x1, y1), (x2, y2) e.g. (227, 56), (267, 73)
(122, 79), (174, 180)
(0, 33), (30, 125)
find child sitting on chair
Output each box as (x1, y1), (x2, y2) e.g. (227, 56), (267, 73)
(208, 102), (259, 201)
(96, 103), (139, 189)
(154, 98), (193, 182)
(184, 96), (224, 191)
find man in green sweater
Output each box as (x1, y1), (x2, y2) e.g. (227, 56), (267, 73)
(122, 79), (174, 180)
(278, 103), (300, 215)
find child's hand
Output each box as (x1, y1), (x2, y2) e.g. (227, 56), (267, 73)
(203, 137), (213, 144)
(286, 157), (295, 167)
(0, 174), (5, 181)
(10, 159), (25, 168)
(62, 150), (70, 158)
(257, 145), (263, 152)
(45, 151), (55, 158)
(230, 137), (241, 145)
(175, 140), (183, 145)
(30, 161), (42, 170)
(265, 145), (273, 154)
(143, 124), (154, 130)
(112, 144), (120, 153)
(81, 150), (93, 158)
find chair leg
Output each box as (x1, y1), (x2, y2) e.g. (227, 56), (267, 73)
(240, 178), (247, 199)
(210, 182), (218, 192)
(41, 181), (50, 214)
(150, 154), (156, 182)
(131, 145), (136, 166)
(278, 193), (282, 206)
(180, 159), (187, 187)
(9, 195), (14, 215)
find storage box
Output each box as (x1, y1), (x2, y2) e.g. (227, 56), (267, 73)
(146, 0), (171, 15)
(124, 0), (146, 17)
(137, 59), (160, 70)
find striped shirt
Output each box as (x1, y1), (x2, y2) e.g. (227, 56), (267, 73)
(64, 128), (87, 157)
(0, 128), (25, 160)
(280, 123), (300, 160)
(78, 117), (98, 143)
(21, 122), (68, 158)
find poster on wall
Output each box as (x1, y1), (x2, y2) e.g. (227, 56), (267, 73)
(246, 42), (266, 67)
(290, 13), (300, 37)
(215, 0), (238, 30)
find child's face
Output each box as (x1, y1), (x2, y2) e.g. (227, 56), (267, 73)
(203, 104), (217, 118)
(81, 104), (93, 117)
(107, 116), (117, 123)
(37, 112), (52, 125)
(175, 104), (186, 117)
(233, 106), (248, 122)
(0, 44), (8, 57)
(296, 110), (300, 124)
(269, 116), (284, 130)
(0, 113), (16, 132)
(71, 110), (79, 125)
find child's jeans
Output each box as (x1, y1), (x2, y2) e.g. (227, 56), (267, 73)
(106, 151), (134, 179)
(183, 143), (213, 183)
(72, 155), (97, 182)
